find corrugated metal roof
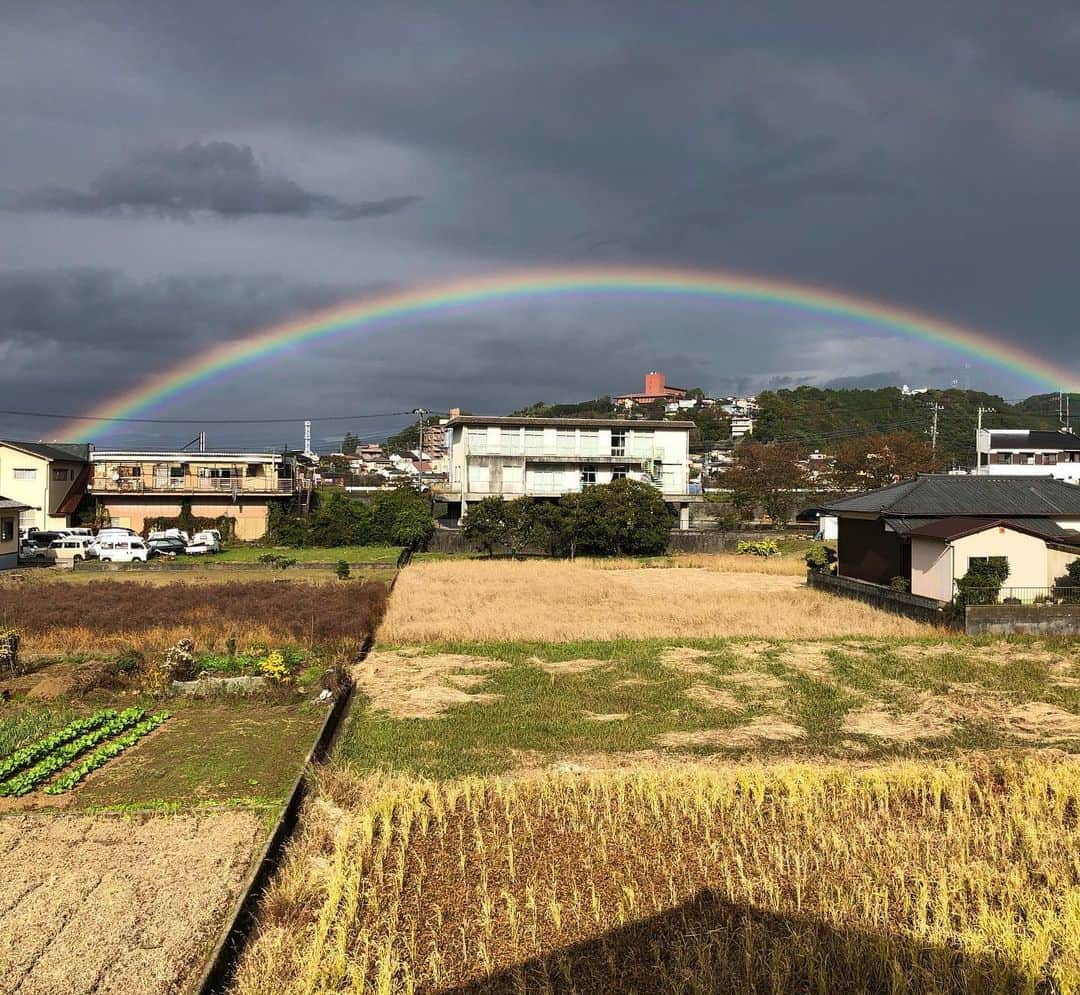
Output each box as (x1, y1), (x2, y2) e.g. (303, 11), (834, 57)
(825, 474), (1080, 517)
(988, 430), (1080, 450)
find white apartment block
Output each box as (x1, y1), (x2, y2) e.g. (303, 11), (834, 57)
(975, 429), (1080, 484)
(443, 416), (700, 528)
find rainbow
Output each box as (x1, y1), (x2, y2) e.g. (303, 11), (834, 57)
(61, 265), (1077, 441)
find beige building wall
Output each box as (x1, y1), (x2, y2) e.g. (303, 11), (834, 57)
(0, 508), (20, 570)
(0, 446), (84, 531)
(910, 537), (953, 601)
(100, 498), (272, 540)
(950, 527), (1050, 590)
(1047, 546), (1080, 586)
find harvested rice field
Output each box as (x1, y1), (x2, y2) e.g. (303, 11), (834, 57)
(230, 758), (1080, 995)
(0, 810), (261, 995)
(381, 560), (929, 641)
(340, 637), (1080, 776)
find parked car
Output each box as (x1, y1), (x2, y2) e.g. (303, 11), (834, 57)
(95, 538), (149, 563)
(59, 527), (94, 538)
(148, 528), (191, 544)
(190, 529), (221, 552)
(184, 539), (212, 555)
(22, 531), (65, 558)
(46, 537), (98, 563)
(147, 537), (188, 557)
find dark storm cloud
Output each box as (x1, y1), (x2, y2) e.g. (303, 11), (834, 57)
(11, 142), (421, 221)
(823, 373), (902, 390)
(2, 0), (1079, 447)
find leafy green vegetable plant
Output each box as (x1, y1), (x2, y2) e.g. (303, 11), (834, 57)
(45, 712), (170, 794)
(0, 709), (118, 781)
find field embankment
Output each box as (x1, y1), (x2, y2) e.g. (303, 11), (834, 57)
(231, 758), (1080, 995)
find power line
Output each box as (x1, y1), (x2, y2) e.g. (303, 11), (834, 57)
(0, 408), (425, 425)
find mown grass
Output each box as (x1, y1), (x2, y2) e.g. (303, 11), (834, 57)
(339, 637), (1080, 778)
(216, 544), (402, 564)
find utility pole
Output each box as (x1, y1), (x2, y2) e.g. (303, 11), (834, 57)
(930, 402), (942, 453)
(303, 420), (313, 458)
(412, 408), (428, 498)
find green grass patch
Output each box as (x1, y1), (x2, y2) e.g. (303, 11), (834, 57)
(216, 544), (402, 564)
(74, 699), (326, 808)
(339, 636), (1080, 778)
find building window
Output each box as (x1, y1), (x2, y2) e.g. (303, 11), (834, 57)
(612, 465), (628, 480)
(12, 468), (36, 480)
(52, 468), (72, 482)
(1021, 452), (1035, 465)
(979, 453), (988, 466)
(0, 517), (12, 542)
(581, 465), (597, 486)
(579, 430), (599, 455)
(611, 430), (626, 457)
(170, 465), (186, 479)
(525, 429), (544, 455)
(466, 428), (488, 453)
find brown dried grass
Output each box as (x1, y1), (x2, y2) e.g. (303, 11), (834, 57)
(0, 578), (388, 654)
(380, 561), (931, 642)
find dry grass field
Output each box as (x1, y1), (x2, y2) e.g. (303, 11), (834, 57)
(0, 810), (261, 995)
(231, 758), (1080, 995)
(0, 577), (388, 654)
(381, 560), (929, 642)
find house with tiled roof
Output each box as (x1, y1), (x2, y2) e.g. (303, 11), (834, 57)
(976, 428), (1080, 484)
(823, 475), (1080, 600)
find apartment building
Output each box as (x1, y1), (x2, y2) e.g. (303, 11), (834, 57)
(89, 450), (300, 540)
(443, 415), (700, 528)
(975, 428), (1080, 484)
(0, 441), (91, 532)
(614, 371), (687, 409)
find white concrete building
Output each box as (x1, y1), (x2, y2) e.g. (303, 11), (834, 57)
(442, 415), (700, 528)
(975, 429), (1080, 484)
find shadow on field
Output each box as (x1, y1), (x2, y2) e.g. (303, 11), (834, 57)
(438, 887), (1037, 994)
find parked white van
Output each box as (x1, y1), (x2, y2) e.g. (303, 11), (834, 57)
(47, 537), (98, 563)
(191, 529), (221, 552)
(96, 538), (149, 563)
(148, 528), (191, 544)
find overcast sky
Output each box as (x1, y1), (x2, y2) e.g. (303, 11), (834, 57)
(3, 1), (1079, 449)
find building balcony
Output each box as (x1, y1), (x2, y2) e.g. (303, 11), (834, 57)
(90, 476), (294, 496)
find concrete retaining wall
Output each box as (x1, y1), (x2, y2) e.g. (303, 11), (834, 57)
(965, 605), (1080, 636)
(807, 571), (952, 625)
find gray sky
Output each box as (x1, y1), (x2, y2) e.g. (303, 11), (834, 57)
(2, 1), (1079, 448)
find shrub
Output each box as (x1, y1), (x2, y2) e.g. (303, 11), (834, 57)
(162, 638), (197, 681)
(258, 650), (292, 685)
(1052, 558), (1080, 604)
(0, 628), (21, 675)
(803, 545), (835, 574)
(889, 576), (910, 593)
(736, 539), (780, 557)
(336, 560), (351, 580)
(955, 556), (1010, 607)
(258, 553), (296, 570)
(114, 647), (144, 675)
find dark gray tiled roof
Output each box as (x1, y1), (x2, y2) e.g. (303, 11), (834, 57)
(825, 474), (1080, 517)
(0, 440), (90, 462)
(0, 495), (30, 511)
(902, 516), (1080, 544)
(988, 430), (1080, 450)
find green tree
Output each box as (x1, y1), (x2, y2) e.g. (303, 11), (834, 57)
(369, 485), (434, 547)
(1053, 559), (1080, 604)
(563, 479), (673, 556)
(463, 496), (513, 557)
(341, 432), (360, 455)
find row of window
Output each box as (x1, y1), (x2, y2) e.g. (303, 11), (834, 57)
(981, 452), (1080, 465)
(465, 427), (653, 457)
(8, 467), (74, 481)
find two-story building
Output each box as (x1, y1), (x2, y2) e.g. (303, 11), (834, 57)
(975, 428), (1080, 484)
(88, 450), (300, 540)
(442, 415), (700, 528)
(0, 441), (91, 532)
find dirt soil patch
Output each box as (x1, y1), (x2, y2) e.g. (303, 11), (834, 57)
(657, 716), (805, 749)
(582, 711), (629, 722)
(0, 811), (260, 995)
(354, 650), (505, 719)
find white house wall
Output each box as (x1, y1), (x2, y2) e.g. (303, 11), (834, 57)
(910, 538), (953, 601)
(950, 528), (1053, 591)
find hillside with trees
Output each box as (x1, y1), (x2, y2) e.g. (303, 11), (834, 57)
(753, 387), (1068, 466)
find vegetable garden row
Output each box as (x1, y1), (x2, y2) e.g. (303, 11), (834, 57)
(0, 707), (169, 797)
